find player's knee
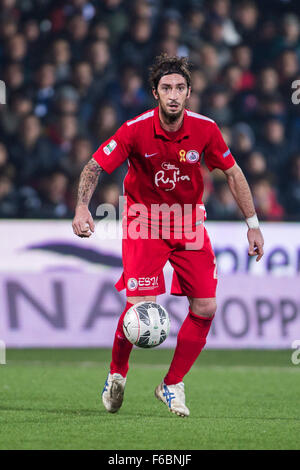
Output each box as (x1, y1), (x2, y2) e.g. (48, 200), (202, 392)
(190, 298), (216, 318)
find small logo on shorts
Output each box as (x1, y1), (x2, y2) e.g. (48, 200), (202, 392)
(186, 150), (199, 163)
(127, 278), (138, 291)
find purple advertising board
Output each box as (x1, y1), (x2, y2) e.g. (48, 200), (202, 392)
(0, 272), (299, 349)
(0, 221), (299, 348)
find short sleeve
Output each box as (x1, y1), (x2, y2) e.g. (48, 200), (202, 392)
(92, 122), (132, 174)
(204, 123), (235, 172)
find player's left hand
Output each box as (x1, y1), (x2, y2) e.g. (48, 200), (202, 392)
(247, 227), (264, 262)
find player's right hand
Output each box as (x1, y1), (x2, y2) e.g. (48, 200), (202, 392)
(72, 205), (95, 238)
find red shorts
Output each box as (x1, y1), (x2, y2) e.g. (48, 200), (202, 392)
(115, 226), (217, 298)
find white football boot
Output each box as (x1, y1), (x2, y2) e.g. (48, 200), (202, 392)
(102, 373), (127, 413)
(155, 381), (190, 417)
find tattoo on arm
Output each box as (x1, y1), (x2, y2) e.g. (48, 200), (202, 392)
(77, 158), (103, 206)
(226, 166), (255, 218)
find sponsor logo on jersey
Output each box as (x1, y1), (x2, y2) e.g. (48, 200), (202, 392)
(103, 139), (117, 155)
(127, 277), (138, 291)
(223, 149), (231, 158)
(186, 150), (199, 163)
(145, 152), (158, 158)
(154, 162), (191, 191)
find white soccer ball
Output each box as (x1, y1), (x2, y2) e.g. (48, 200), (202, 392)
(123, 301), (170, 348)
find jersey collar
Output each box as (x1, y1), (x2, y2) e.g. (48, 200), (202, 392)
(153, 106), (190, 141)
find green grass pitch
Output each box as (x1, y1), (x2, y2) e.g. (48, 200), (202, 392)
(0, 348), (299, 450)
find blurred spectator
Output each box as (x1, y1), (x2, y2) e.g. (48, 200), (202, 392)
(0, 174), (19, 217)
(257, 67), (279, 96)
(231, 122), (255, 164)
(283, 153), (300, 220)
(203, 85), (232, 126)
(90, 103), (119, 147)
(3, 62), (25, 96)
(53, 86), (79, 116)
(156, 36), (180, 58)
(206, 179), (240, 220)
(222, 63), (243, 94)
(186, 92), (201, 113)
(0, 142), (15, 180)
(244, 150), (268, 180)
(182, 7), (205, 49)
(61, 136), (93, 180)
(32, 63), (56, 119)
(271, 14), (300, 60)
(4, 33), (27, 65)
(197, 44), (220, 80)
(72, 61), (100, 122)
(67, 14), (89, 60)
(87, 40), (115, 96)
(9, 114), (61, 185)
(119, 17), (154, 68)
(90, 22), (111, 43)
(0, 91), (33, 136)
(51, 39), (72, 83)
(47, 113), (78, 154)
(209, 0), (241, 46)
(234, 0), (259, 46)
(29, 170), (72, 218)
(107, 66), (150, 122)
(0, 16), (18, 43)
(232, 43), (255, 91)
(99, 0), (129, 48)
(257, 118), (289, 178)
(276, 49), (299, 100)
(204, 17), (231, 67)
(251, 175), (284, 221)
(101, 182), (122, 214)
(1, 0), (19, 19)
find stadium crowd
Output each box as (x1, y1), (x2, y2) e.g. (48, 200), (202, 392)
(0, 0), (300, 221)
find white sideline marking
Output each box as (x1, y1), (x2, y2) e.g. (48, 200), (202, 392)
(5, 361), (299, 373)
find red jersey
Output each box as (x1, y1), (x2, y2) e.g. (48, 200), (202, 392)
(93, 107), (235, 228)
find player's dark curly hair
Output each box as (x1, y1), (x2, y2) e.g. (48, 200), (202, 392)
(149, 53), (192, 90)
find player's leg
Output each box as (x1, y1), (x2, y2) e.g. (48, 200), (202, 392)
(110, 295), (156, 377)
(163, 297), (216, 386)
(102, 295), (156, 413)
(102, 235), (169, 413)
(155, 228), (217, 417)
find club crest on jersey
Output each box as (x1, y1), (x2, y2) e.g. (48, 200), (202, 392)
(186, 150), (199, 163)
(127, 278), (138, 291)
(103, 139), (117, 155)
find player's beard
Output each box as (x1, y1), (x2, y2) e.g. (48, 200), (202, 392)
(159, 99), (186, 124)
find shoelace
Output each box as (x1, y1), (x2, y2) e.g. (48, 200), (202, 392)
(163, 384), (176, 408)
(102, 376), (109, 394)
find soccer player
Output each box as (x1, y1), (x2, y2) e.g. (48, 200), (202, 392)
(72, 54), (264, 417)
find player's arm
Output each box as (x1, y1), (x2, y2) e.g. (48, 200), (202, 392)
(224, 163), (264, 262)
(72, 157), (103, 238)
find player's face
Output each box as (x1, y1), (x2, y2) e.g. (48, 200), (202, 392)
(153, 74), (191, 122)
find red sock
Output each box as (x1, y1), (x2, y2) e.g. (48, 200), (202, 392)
(164, 307), (214, 385)
(110, 301), (134, 377)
